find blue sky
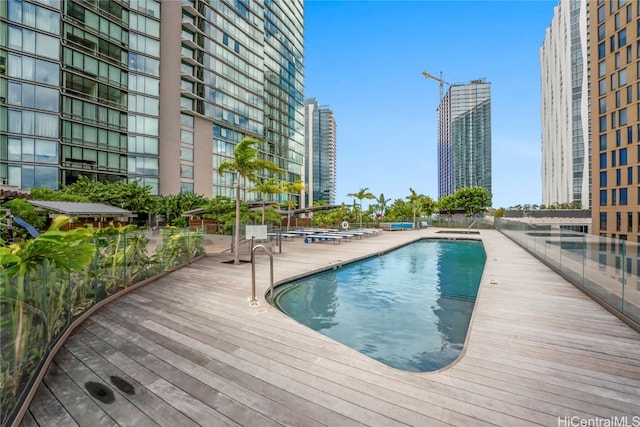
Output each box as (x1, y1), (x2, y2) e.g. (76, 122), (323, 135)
(303, 0), (557, 209)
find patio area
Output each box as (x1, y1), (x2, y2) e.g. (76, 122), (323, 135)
(19, 229), (640, 426)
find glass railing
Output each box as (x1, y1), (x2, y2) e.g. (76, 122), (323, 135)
(495, 217), (640, 328)
(0, 228), (204, 427)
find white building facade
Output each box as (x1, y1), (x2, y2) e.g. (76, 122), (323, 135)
(540, 0), (590, 208)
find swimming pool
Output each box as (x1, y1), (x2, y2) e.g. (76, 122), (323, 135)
(273, 239), (486, 372)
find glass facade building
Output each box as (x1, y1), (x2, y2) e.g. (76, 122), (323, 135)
(160, 0), (304, 201)
(304, 97), (336, 206)
(541, 0), (590, 209)
(437, 80), (492, 198)
(0, 0), (304, 201)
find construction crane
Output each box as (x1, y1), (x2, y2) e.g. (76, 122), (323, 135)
(422, 71), (449, 101)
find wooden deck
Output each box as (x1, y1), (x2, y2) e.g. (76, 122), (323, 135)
(20, 229), (640, 426)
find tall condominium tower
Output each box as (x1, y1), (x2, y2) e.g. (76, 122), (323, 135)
(590, 1), (640, 240)
(0, 0), (304, 201)
(541, 0), (590, 209)
(304, 98), (336, 207)
(437, 80), (492, 198)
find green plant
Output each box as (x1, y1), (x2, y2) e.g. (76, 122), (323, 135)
(218, 137), (282, 264)
(0, 216), (95, 424)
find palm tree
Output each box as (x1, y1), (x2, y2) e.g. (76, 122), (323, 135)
(218, 137), (282, 264)
(376, 193), (388, 221)
(249, 177), (284, 225)
(347, 187), (375, 228)
(407, 188), (420, 229)
(283, 180), (306, 231)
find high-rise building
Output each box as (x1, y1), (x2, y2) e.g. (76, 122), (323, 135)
(541, 0), (590, 209)
(590, 0), (639, 240)
(0, 0), (304, 202)
(304, 98), (336, 207)
(437, 80), (492, 199)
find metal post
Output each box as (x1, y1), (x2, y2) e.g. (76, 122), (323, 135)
(250, 244), (274, 306)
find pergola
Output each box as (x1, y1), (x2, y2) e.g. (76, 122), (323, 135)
(27, 201), (134, 222)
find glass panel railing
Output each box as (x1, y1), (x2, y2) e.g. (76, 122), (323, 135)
(495, 218), (639, 328)
(0, 227), (204, 427)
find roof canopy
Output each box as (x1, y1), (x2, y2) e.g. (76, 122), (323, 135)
(28, 201), (134, 218)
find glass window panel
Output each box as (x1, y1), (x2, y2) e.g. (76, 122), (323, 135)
(34, 166), (58, 189)
(35, 86), (58, 112)
(35, 59), (58, 85)
(180, 164), (193, 178)
(35, 32), (58, 59)
(22, 137), (34, 162)
(8, 26), (23, 50)
(22, 29), (35, 54)
(35, 139), (58, 163)
(8, 137), (21, 161)
(180, 147), (193, 161)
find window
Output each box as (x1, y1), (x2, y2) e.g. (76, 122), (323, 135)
(621, 148), (628, 165)
(617, 129), (622, 146)
(601, 171), (608, 187)
(600, 115), (607, 132)
(180, 113), (194, 127)
(601, 189), (608, 205)
(628, 85), (633, 102)
(617, 212), (622, 231)
(180, 146), (193, 161)
(180, 182), (194, 193)
(617, 168), (622, 185)
(612, 111), (618, 128)
(600, 79), (607, 95)
(619, 29), (627, 48)
(611, 35), (617, 53)
(180, 129), (193, 144)
(629, 167), (634, 184)
(599, 24), (606, 41)
(599, 42), (606, 59)
(629, 213), (633, 232)
(621, 108), (628, 125)
(620, 69), (628, 85)
(621, 188), (629, 205)
(600, 97), (607, 113)
(628, 126), (633, 143)
(616, 90), (621, 107)
(600, 212), (607, 230)
(600, 152), (607, 168)
(601, 134), (608, 150)
(613, 189), (618, 205)
(180, 164), (193, 179)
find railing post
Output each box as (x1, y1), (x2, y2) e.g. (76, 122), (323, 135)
(250, 243), (274, 306)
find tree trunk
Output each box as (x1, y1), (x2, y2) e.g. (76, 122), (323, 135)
(234, 181), (241, 265)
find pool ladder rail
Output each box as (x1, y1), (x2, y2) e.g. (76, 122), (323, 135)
(250, 243), (274, 306)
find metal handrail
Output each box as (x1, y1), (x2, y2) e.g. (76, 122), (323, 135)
(250, 243), (274, 305)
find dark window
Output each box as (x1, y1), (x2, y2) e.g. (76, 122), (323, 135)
(601, 171), (608, 187)
(601, 189), (608, 205)
(621, 147), (628, 165)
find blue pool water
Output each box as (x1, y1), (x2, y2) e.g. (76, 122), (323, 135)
(274, 239), (486, 372)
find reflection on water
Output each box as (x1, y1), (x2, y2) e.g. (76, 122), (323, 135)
(275, 239), (486, 372)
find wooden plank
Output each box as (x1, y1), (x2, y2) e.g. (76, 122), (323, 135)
(39, 361), (115, 426)
(26, 382), (80, 427)
(53, 347), (160, 427)
(86, 312), (340, 427)
(63, 334), (202, 427)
